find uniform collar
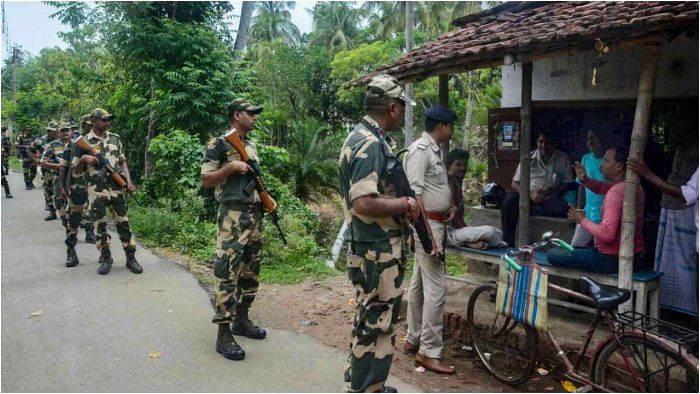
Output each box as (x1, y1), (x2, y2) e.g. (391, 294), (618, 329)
(421, 132), (441, 152)
(86, 129), (110, 142)
(362, 116), (387, 139)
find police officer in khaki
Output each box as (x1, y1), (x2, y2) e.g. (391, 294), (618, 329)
(402, 105), (458, 374)
(339, 74), (419, 393)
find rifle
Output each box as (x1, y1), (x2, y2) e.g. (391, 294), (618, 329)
(364, 120), (436, 255)
(223, 129), (287, 245)
(73, 136), (143, 207)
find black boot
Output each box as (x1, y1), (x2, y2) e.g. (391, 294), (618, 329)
(3, 188), (12, 198)
(97, 248), (113, 275)
(2, 181), (12, 198)
(231, 304), (267, 339)
(25, 182), (32, 190)
(84, 227), (96, 244)
(44, 208), (57, 221)
(66, 247), (79, 267)
(215, 324), (245, 361)
(125, 248), (143, 274)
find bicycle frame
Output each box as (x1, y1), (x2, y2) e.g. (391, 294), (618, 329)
(544, 282), (644, 392)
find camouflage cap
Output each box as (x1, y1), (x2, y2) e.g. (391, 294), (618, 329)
(366, 74), (416, 106)
(228, 98), (263, 115)
(58, 123), (71, 131)
(90, 108), (114, 121)
(46, 122), (59, 132)
(81, 114), (92, 125)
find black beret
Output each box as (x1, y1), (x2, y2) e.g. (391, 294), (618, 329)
(425, 105), (457, 123)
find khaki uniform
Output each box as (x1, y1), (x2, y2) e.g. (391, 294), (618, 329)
(81, 130), (136, 252)
(403, 132), (451, 359)
(201, 135), (263, 324)
(338, 116), (409, 393)
(31, 135), (57, 208)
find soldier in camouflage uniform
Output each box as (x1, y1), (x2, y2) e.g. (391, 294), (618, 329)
(201, 99), (272, 362)
(75, 115), (96, 242)
(41, 124), (72, 229)
(15, 126), (37, 190)
(75, 108), (142, 275)
(338, 75), (419, 393)
(31, 123), (59, 219)
(2, 127), (13, 198)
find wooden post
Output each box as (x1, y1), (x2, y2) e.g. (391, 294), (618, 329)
(438, 74), (450, 161)
(619, 41), (660, 313)
(518, 61), (533, 247)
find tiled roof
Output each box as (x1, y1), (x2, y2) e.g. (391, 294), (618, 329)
(355, 1), (698, 85)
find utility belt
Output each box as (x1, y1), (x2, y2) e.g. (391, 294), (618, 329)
(220, 201), (262, 212)
(425, 210), (449, 222)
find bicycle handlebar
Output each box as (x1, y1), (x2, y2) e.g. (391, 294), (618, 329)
(501, 234), (574, 272)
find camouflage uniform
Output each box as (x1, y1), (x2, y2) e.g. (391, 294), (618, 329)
(80, 130), (136, 253)
(339, 115), (410, 393)
(62, 139), (95, 247)
(42, 138), (69, 226)
(15, 132), (37, 187)
(201, 136), (263, 324)
(2, 134), (12, 197)
(31, 133), (57, 210)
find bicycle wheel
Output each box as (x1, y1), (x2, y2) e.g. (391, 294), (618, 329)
(592, 334), (699, 392)
(466, 283), (538, 385)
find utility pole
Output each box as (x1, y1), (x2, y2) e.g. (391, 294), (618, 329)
(8, 46), (20, 138)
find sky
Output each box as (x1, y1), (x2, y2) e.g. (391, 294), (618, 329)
(2, 0), (319, 61)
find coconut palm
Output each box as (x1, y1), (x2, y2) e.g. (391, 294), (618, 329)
(248, 1), (301, 47)
(308, 2), (362, 53)
(233, 1), (256, 55)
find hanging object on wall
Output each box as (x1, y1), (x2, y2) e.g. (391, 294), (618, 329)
(591, 38), (610, 86)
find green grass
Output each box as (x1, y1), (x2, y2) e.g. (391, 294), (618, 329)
(9, 157), (22, 172)
(403, 252), (468, 279)
(129, 203), (336, 285)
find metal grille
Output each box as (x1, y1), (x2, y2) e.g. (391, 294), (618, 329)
(618, 310), (698, 356)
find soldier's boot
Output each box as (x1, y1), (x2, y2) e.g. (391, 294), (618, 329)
(3, 183), (12, 198)
(231, 304), (267, 339)
(44, 208), (57, 221)
(66, 247), (79, 268)
(125, 248), (143, 274)
(97, 248), (113, 275)
(25, 182), (32, 190)
(377, 386), (398, 393)
(215, 323), (245, 361)
(84, 227), (96, 244)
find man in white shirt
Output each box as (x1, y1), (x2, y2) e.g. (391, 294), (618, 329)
(501, 133), (574, 246)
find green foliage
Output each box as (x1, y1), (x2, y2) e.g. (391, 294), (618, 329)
(249, 1), (301, 47)
(308, 2), (362, 53)
(144, 130), (204, 201)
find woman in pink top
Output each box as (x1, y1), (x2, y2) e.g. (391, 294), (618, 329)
(547, 147), (645, 274)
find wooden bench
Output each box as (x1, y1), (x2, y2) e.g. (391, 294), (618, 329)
(448, 246), (663, 319)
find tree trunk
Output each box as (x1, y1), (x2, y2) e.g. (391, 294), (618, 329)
(233, 1), (255, 60)
(618, 41), (660, 313)
(518, 61), (533, 247)
(462, 71), (474, 150)
(404, 1), (414, 147)
(144, 77), (156, 178)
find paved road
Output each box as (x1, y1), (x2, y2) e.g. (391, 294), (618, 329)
(1, 172), (418, 392)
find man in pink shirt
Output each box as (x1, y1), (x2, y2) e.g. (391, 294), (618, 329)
(547, 147), (645, 274)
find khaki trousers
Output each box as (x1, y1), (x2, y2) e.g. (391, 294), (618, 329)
(406, 219), (446, 359)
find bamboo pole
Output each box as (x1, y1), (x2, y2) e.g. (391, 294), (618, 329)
(518, 61), (533, 247)
(619, 42), (660, 313)
(404, 1), (414, 147)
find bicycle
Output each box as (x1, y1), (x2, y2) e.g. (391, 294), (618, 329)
(466, 232), (699, 392)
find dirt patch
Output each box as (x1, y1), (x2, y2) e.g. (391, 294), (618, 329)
(151, 245), (568, 392)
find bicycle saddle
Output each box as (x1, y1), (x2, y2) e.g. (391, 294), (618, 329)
(579, 276), (631, 310)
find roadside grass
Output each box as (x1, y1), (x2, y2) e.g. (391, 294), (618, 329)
(9, 157), (22, 172)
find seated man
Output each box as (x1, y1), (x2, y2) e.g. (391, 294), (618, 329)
(501, 132), (573, 246)
(547, 147), (645, 274)
(444, 149), (507, 249)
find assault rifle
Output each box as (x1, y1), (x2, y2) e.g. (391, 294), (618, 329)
(223, 129), (287, 245)
(73, 136), (143, 207)
(364, 120), (436, 255)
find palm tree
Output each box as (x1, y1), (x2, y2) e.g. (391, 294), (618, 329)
(308, 2), (361, 53)
(233, 1), (256, 56)
(287, 119), (343, 200)
(248, 1), (301, 47)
